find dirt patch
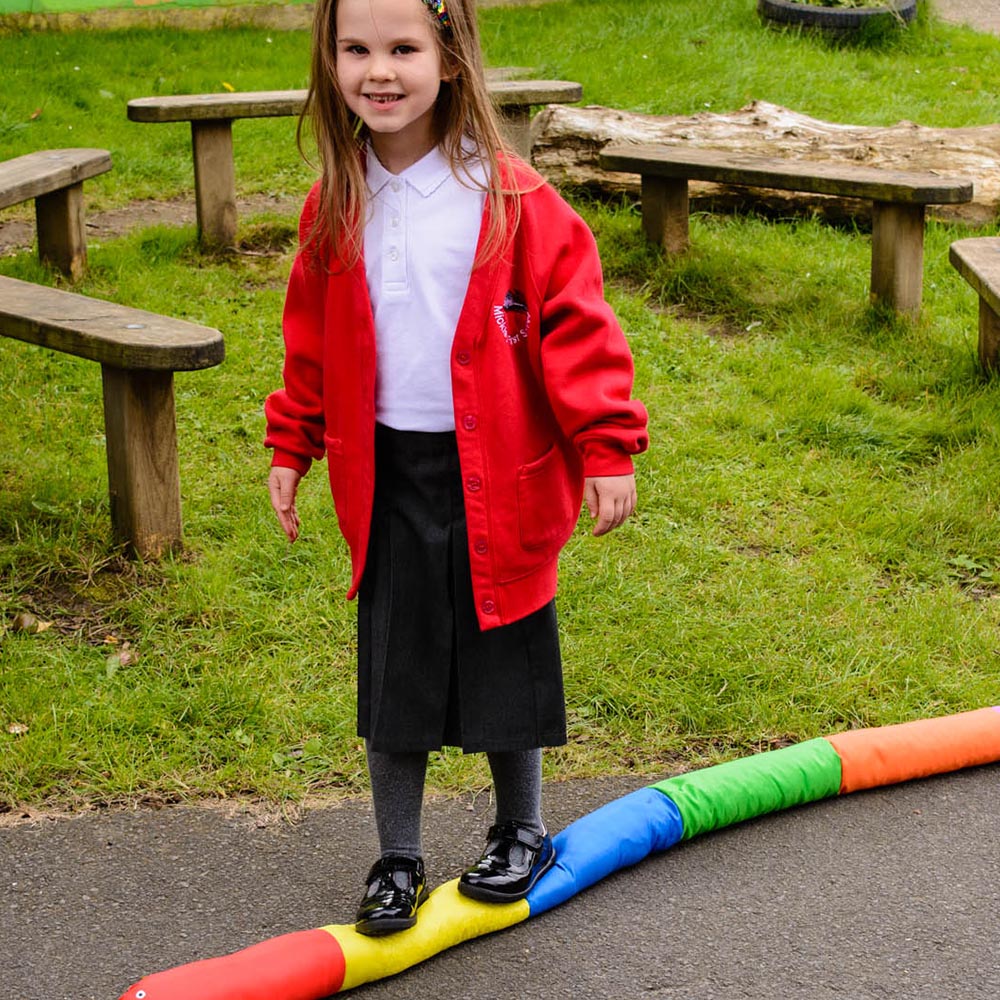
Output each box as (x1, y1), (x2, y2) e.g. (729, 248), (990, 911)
(14, 580), (131, 645)
(0, 192), (302, 257)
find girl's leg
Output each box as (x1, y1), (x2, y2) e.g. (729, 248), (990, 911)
(365, 742), (428, 859)
(458, 748), (554, 903)
(486, 748), (545, 835)
(355, 743), (429, 936)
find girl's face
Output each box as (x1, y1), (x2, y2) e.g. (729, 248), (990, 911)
(335, 0), (449, 172)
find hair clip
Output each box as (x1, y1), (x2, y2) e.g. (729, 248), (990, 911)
(422, 0), (452, 32)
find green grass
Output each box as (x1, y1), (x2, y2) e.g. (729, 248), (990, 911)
(1, 0), (999, 208)
(2, 1), (1000, 810)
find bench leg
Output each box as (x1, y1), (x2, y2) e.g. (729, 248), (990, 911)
(641, 175), (689, 254)
(498, 106), (532, 160)
(35, 182), (87, 280)
(978, 297), (1000, 374)
(870, 201), (925, 317)
(101, 365), (184, 559)
(191, 119), (238, 248)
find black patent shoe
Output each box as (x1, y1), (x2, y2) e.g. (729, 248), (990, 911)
(355, 855), (428, 936)
(457, 822), (555, 903)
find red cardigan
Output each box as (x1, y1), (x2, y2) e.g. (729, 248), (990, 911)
(265, 160), (648, 629)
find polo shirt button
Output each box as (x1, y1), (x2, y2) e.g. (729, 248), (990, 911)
(456, 351), (471, 365)
(474, 539), (488, 555)
(466, 475), (481, 492)
(462, 414), (477, 431)
(482, 599), (496, 615)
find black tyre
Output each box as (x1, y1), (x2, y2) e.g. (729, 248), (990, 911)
(757, 0), (917, 32)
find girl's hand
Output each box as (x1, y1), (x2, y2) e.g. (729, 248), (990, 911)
(584, 474), (637, 537)
(269, 466), (302, 542)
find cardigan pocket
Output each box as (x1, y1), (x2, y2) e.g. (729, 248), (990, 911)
(516, 442), (576, 552)
(324, 434), (352, 539)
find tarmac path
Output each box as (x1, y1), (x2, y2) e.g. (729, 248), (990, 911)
(934, 0), (1000, 36)
(3, 766), (999, 1000)
(4, 5), (1000, 1000)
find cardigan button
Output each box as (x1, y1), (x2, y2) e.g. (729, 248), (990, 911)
(466, 475), (482, 492)
(455, 351), (471, 365)
(462, 414), (477, 431)
(481, 599), (496, 615)
(473, 539), (488, 555)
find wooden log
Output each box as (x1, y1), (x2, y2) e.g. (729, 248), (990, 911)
(102, 366), (183, 558)
(35, 183), (87, 280)
(532, 101), (1000, 226)
(493, 81), (579, 159)
(600, 145), (972, 205)
(0, 276), (225, 371)
(0, 148), (112, 279)
(642, 175), (689, 252)
(0, 148), (111, 210)
(0, 274), (224, 558)
(870, 202), (925, 316)
(126, 81), (582, 124)
(600, 144), (967, 316)
(949, 238), (1000, 373)
(191, 120), (238, 248)
(980, 300), (1000, 375)
(127, 91), (307, 123)
(127, 80), (581, 242)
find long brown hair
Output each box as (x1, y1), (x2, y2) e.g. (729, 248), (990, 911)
(298, 0), (527, 266)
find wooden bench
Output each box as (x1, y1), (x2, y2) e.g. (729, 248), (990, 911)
(0, 275), (224, 558)
(127, 79), (583, 247)
(598, 144), (974, 317)
(949, 238), (1000, 373)
(0, 149), (112, 280)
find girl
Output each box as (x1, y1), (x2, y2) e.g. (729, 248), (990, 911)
(265, 0), (648, 936)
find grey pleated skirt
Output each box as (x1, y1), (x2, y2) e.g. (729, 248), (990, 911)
(357, 423), (567, 754)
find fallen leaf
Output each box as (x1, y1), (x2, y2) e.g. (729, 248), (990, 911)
(11, 612), (53, 634)
(222, 81), (235, 92)
(29, 108), (42, 120)
(7, 723), (28, 736)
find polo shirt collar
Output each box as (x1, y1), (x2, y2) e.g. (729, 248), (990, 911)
(366, 143), (452, 199)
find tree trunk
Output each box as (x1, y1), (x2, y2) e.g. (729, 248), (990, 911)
(531, 101), (998, 226)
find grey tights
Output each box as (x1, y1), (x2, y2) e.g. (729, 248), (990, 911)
(365, 742), (544, 860)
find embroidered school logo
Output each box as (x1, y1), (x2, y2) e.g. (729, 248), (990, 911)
(493, 289), (531, 346)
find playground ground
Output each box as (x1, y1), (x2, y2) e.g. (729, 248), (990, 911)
(935, 0), (1000, 35)
(2, 765), (999, 1000)
(3, 4), (1000, 999)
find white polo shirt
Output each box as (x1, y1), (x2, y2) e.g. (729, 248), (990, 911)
(364, 144), (487, 432)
